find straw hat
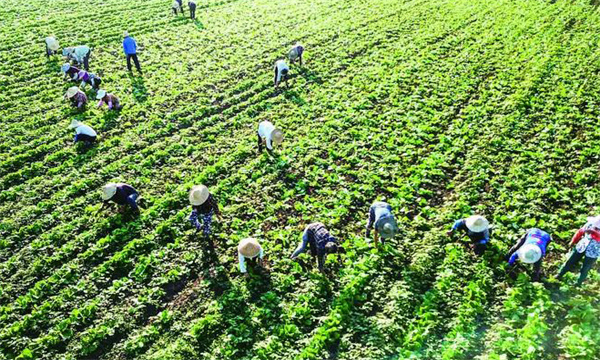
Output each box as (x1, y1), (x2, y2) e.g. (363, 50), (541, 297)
(189, 185), (209, 206)
(102, 183), (118, 201)
(517, 243), (542, 264)
(66, 86), (79, 98)
(61, 63), (71, 73)
(96, 90), (107, 100)
(378, 217), (397, 239)
(69, 119), (82, 129)
(238, 238), (261, 258)
(123, 31), (129, 37)
(47, 37), (60, 51)
(272, 129), (283, 145)
(465, 215), (489, 233)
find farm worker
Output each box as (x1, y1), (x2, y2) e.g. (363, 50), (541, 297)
(123, 32), (142, 73)
(291, 222), (345, 272)
(188, 1), (197, 19)
(101, 183), (140, 214)
(172, 0), (184, 15)
(188, 185), (221, 239)
(257, 121), (283, 152)
(365, 201), (398, 248)
(69, 120), (97, 145)
(447, 215), (490, 255)
(65, 86), (87, 109)
(238, 238), (264, 273)
(557, 216), (600, 286)
(274, 60), (289, 88)
(288, 43), (304, 65)
(96, 90), (122, 110)
(45, 36), (60, 57)
(63, 45), (91, 70)
(77, 70), (102, 90)
(506, 228), (552, 281)
(61, 63), (81, 80)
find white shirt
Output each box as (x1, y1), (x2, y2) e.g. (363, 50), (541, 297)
(274, 60), (289, 84)
(75, 124), (97, 137)
(71, 46), (90, 63)
(258, 121), (276, 150)
(239, 246), (264, 273)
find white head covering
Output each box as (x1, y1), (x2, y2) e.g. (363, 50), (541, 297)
(517, 243), (542, 264)
(123, 31), (129, 37)
(69, 119), (82, 129)
(189, 185), (209, 206)
(102, 183), (118, 200)
(46, 37), (60, 51)
(238, 238), (262, 258)
(586, 216), (600, 230)
(96, 90), (107, 100)
(61, 63), (71, 73)
(465, 215), (489, 233)
(65, 86), (79, 98)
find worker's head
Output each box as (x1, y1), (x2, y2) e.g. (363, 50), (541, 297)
(189, 185), (209, 206)
(324, 238), (341, 254)
(587, 216), (600, 230)
(238, 238), (261, 258)
(123, 31), (129, 38)
(62, 47), (73, 56)
(272, 129), (284, 146)
(96, 90), (107, 100)
(69, 119), (82, 129)
(517, 244), (542, 264)
(102, 183), (118, 201)
(280, 68), (289, 77)
(61, 63), (71, 73)
(465, 215), (489, 233)
(65, 86), (79, 99)
(379, 217), (397, 239)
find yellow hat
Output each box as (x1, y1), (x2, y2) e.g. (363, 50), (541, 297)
(189, 185), (209, 206)
(238, 238), (261, 258)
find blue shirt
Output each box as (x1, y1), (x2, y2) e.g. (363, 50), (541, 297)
(452, 219), (490, 244)
(367, 202), (395, 233)
(122, 37), (137, 55)
(508, 228), (551, 265)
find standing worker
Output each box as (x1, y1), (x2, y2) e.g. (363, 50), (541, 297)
(291, 222), (345, 272)
(188, 185), (221, 240)
(257, 120), (283, 152)
(45, 36), (60, 57)
(447, 215), (490, 255)
(506, 228), (552, 281)
(63, 45), (91, 70)
(101, 183), (140, 214)
(365, 201), (398, 248)
(65, 87), (87, 110)
(123, 31), (142, 73)
(274, 60), (289, 88)
(557, 216), (600, 286)
(188, 1), (197, 19)
(288, 43), (304, 66)
(238, 238), (264, 274)
(172, 0), (184, 15)
(69, 120), (97, 146)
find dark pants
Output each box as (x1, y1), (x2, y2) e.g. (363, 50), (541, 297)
(173, 6), (184, 15)
(558, 250), (597, 285)
(82, 50), (91, 71)
(126, 54), (142, 72)
(86, 77), (101, 90)
(45, 44), (57, 57)
(190, 7), (196, 19)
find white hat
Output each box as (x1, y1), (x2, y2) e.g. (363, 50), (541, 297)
(61, 63), (71, 73)
(272, 129), (283, 145)
(69, 119), (82, 129)
(189, 185), (209, 206)
(379, 217), (397, 239)
(102, 183), (118, 200)
(517, 243), (542, 264)
(124, 31), (129, 37)
(46, 37), (60, 51)
(96, 90), (107, 100)
(465, 215), (489, 233)
(587, 216), (600, 230)
(238, 238), (261, 258)
(65, 86), (79, 98)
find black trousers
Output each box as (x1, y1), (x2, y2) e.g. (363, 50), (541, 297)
(190, 7), (196, 19)
(126, 54), (142, 72)
(82, 51), (90, 71)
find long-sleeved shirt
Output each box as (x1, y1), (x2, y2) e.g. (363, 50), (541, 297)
(507, 228), (551, 265)
(288, 45), (304, 61)
(67, 46), (91, 63)
(105, 183), (139, 211)
(70, 91), (87, 109)
(451, 219), (490, 244)
(274, 60), (289, 84)
(258, 121), (277, 150)
(189, 194), (220, 229)
(74, 124), (97, 137)
(571, 225), (600, 259)
(366, 202), (395, 234)
(97, 94), (120, 110)
(122, 37), (137, 55)
(65, 66), (80, 79)
(239, 246), (264, 273)
(77, 70), (90, 82)
(188, 1), (196, 9)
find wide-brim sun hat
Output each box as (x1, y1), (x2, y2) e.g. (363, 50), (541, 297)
(69, 119), (82, 129)
(66, 86), (79, 98)
(272, 129), (283, 145)
(102, 183), (118, 201)
(238, 238), (261, 258)
(517, 243), (542, 264)
(96, 90), (107, 100)
(47, 38), (60, 51)
(586, 216), (600, 229)
(189, 185), (209, 206)
(465, 215), (489, 233)
(379, 218), (397, 239)
(61, 63), (71, 73)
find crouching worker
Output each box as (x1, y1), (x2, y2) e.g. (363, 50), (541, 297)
(62, 63), (81, 81)
(63, 45), (91, 70)
(69, 120), (97, 147)
(189, 185), (220, 240)
(257, 120), (283, 152)
(45, 36), (60, 57)
(288, 43), (304, 65)
(96, 90), (122, 110)
(506, 228), (551, 281)
(274, 60), (289, 88)
(172, 0), (184, 15)
(77, 70), (101, 90)
(65, 87), (87, 110)
(557, 216), (600, 286)
(101, 183), (140, 214)
(447, 215), (490, 255)
(291, 222), (345, 272)
(366, 201), (398, 248)
(238, 238), (264, 274)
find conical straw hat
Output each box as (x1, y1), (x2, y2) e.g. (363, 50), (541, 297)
(102, 183), (118, 200)
(66, 86), (79, 98)
(465, 215), (489, 233)
(517, 244), (542, 264)
(189, 185), (209, 206)
(238, 238), (261, 258)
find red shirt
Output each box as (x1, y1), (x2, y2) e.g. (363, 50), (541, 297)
(571, 227), (600, 245)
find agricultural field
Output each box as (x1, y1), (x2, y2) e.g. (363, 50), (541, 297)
(1, 0), (600, 359)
